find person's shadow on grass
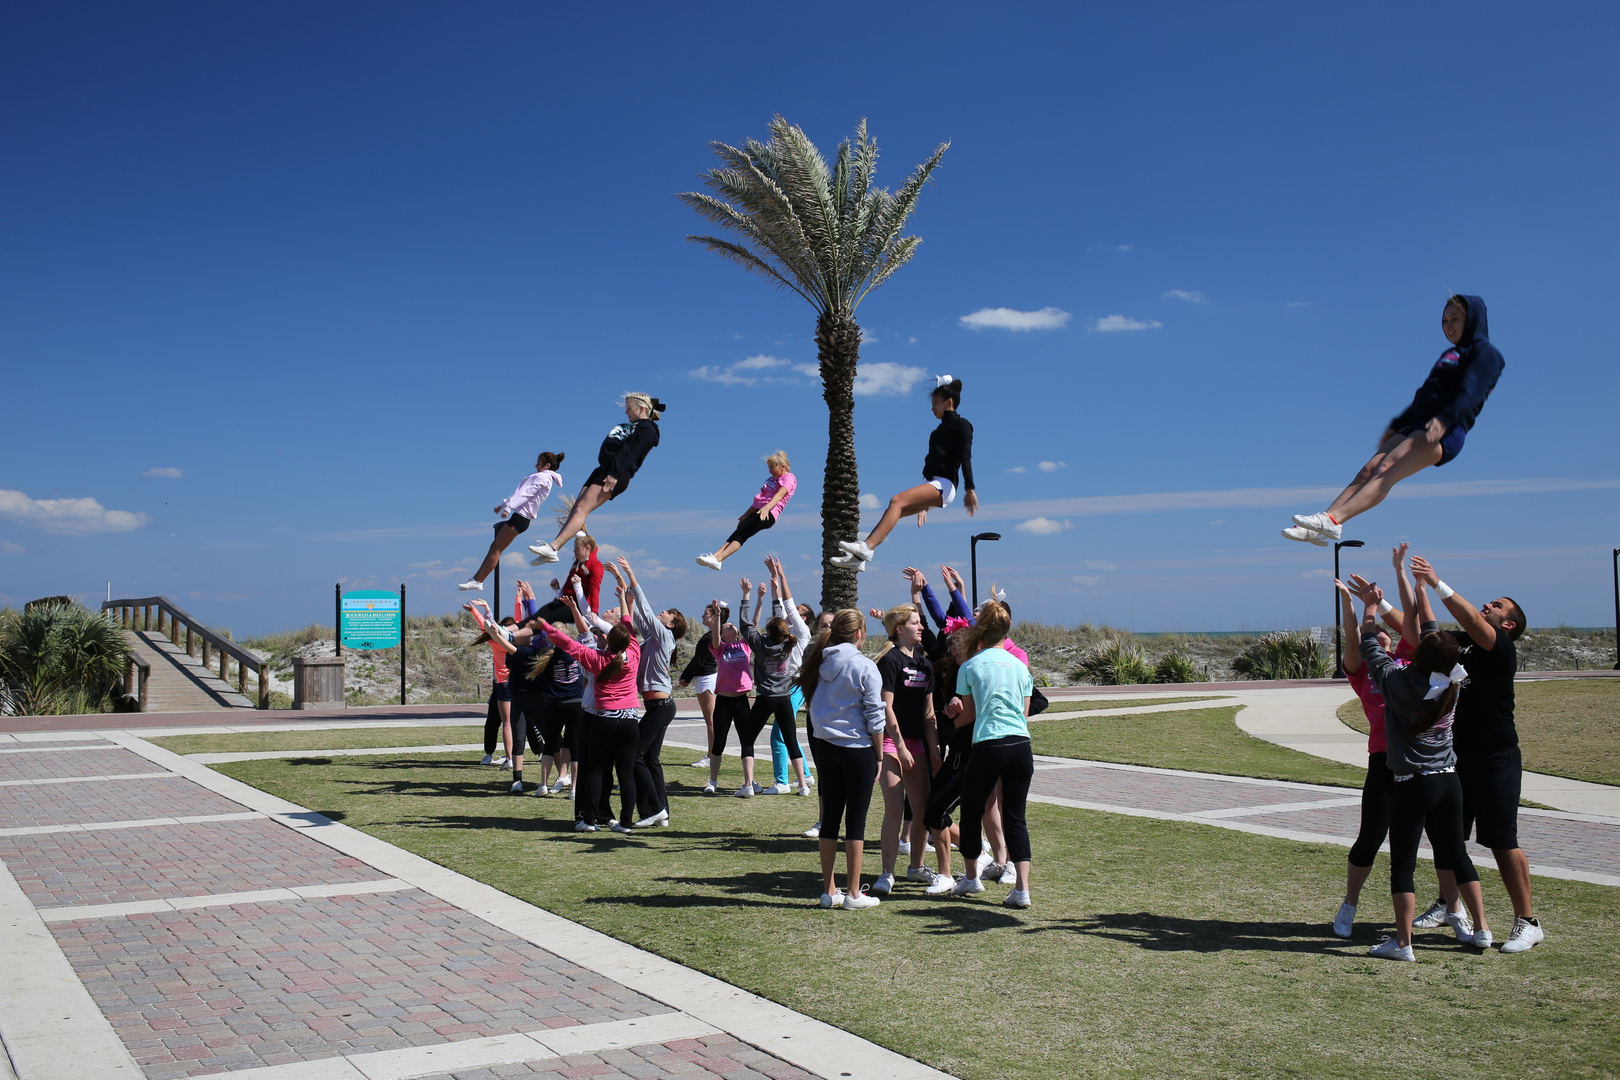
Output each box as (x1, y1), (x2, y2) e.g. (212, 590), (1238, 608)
(1026, 912), (1465, 955)
(893, 904), (1027, 935)
(584, 867), (824, 910)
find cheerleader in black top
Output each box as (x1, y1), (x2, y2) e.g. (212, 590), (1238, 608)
(833, 376), (976, 571)
(529, 392), (663, 564)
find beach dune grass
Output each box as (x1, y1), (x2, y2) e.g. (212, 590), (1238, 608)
(212, 748), (1620, 1080)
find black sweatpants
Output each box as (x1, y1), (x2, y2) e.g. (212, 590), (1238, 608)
(711, 694), (768, 758)
(634, 698), (677, 818)
(510, 691), (550, 758)
(538, 698), (581, 757)
(959, 736), (1034, 866)
(810, 735), (879, 845)
(724, 508), (775, 548)
(572, 712), (613, 824)
(483, 691), (502, 755)
(580, 711), (639, 827)
(1349, 751), (1396, 868)
(1389, 770), (1480, 895)
(924, 736), (972, 831)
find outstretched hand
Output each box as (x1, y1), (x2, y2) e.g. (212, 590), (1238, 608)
(1409, 556), (1439, 587)
(903, 566), (927, 587)
(740, 577), (751, 595)
(869, 607), (885, 620)
(1347, 574), (1378, 604)
(1424, 417), (1448, 445)
(1392, 541), (1409, 570)
(964, 490), (979, 516)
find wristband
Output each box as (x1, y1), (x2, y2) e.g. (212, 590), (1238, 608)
(1435, 581), (1454, 599)
(1377, 600), (1394, 615)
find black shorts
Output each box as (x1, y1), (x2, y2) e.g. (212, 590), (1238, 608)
(1458, 745), (1521, 850)
(1397, 422), (1467, 467)
(492, 680), (511, 703)
(585, 466), (628, 500)
(725, 509), (776, 547)
(497, 513), (531, 535)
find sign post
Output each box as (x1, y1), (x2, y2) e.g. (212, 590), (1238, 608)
(339, 588), (406, 705)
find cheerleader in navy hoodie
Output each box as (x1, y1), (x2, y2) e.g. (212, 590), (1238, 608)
(529, 393), (663, 564)
(1288, 295), (1503, 544)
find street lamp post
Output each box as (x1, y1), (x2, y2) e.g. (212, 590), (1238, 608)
(1612, 548), (1619, 670)
(970, 532), (1002, 609)
(1333, 539), (1365, 679)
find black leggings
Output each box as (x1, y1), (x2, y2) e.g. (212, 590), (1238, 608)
(483, 691), (502, 755)
(924, 742), (970, 830)
(724, 508), (775, 548)
(960, 736), (1034, 865)
(578, 711), (639, 826)
(810, 736), (878, 845)
(510, 692), (551, 757)
(634, 699), (677, 818)
(1389, 770), (1480, 894)
(751, 694), (801, 760)
(1349, 751), (1396, 867)
(711, 694), (768, 758)
(538, 698), (581, 757)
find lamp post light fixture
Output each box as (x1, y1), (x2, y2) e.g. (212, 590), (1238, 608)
(970, 532), (1002, 610)
(1333, 539), (1365, 679)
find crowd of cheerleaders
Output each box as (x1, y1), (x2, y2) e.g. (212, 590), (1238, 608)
(434, 298), (1545, 944)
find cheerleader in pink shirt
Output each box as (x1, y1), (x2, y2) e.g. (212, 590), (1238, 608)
(696, 451), (796, 570)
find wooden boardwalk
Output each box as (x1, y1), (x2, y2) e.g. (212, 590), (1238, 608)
(125, 630), (255, 712)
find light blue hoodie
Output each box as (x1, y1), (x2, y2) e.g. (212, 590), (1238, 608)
(806, 643), (886, 748)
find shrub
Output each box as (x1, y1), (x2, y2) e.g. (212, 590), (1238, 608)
(1153, 651), (1200, 684)
(1230, 631), (1330, 680)
(0, 601), (131, 715)
(1073, 638), (1155, 685)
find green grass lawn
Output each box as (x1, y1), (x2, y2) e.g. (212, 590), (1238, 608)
(149, 725), (487, 756)
(211, 748), (1619, 1080)
(1040, 695), (1229, 714)
(1337, 679), (1620, 787)
(1034, 705), (1367, 788)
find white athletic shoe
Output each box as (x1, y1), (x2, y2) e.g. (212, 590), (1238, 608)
(828, 553), (867, 571)
(1003, 889), (1032, 909)
(869, 871), (895, 896)
(634, 810), (669, 828)
(1446, 909), (1476, 942)
(837, 539), (875, 561)
(1332, 902), (1357, 939)
(1470, 927), (1494, 949)
(509, 781), (524, 793)
(574, 820), (597, 832)
(1292, 512), (1342, 541)
(981, 861), (1005, 883)
(1367, 937), (1416, 962)
(906, 865), (941, 885)
(797, 784), (812, 797)
(695, 553), (723, 571)
(842, 888), (881, 910)
(609, 823), (634, 835)
(702, 781), (718, 794)
(527, 541), (560, 564)
(925, 873), (957, 895)
(760, 783), (793, 795)
(487, 622), (514, 648)
(1282, 526), (1330, 547)
(1412, 898), (1449, 928)
(689, 756), (711, 768)
(898, 839), (911, 856)
(951, 876), (986, 896)
(803, 822), (822, 838)
(998, 862), (1017, 886)
(457, 580), (484, 591)
(479, 754), (494, 765)
(1500, 916), (1545, 954)
(819, 889), (845, 908)
(733, 784), (755, 798)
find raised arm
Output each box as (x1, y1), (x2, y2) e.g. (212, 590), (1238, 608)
(1410, 555), (1496, 649)
(1336, 580), (1362, 674)
(770, 557), (810, 647)
(617, 557), (658, 639)
(1356, 586), (1400, 691)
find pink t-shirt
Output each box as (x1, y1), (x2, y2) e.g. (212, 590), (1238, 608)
(999, 638), (1030, 666)
(750, 472), (796, 520)
(711, 637), (754, 694)
(1346, 635), (1417, 755)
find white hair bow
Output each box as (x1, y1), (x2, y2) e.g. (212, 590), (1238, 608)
(994, 588), (1007, 602)
(1423, 662), (1468, 700)
(935, 374), (954, 388)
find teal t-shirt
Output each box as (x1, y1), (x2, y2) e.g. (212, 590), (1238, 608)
(956, 647), (1033, 743)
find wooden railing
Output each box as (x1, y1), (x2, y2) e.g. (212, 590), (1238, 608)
(102, 596), (270, 709)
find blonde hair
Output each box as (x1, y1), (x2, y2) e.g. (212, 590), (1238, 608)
(960, 600), (1010, 658)
(874, 603), (918, 660)
(621, 392), (660, 420)
(765, 450), (791, 473)
(574, 532), (598, 552)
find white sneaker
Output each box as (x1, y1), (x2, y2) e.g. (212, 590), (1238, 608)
(1292, 512), (1342, 541)
(981, 861), (1005, 883)
(509, 781), (524, 793)
(906, 865), (940, 884)
(1003, 889), (1031, 909)
(457, 580), (485, 591)
(998, 863), (1017, 886)
(610, 823), (634, 834)
(634, 810), (669, 828)
(527, 541), (560, 563)
(1282, 526), (1329, 547)
(803, 822), (822, 839)
(1332, 902), (1356, 939)
(898, 839), (911, 856)
(1412, 898), (1449, 929)
(842, 888), (881, 910)
(828, 553), (867, 571)
(837, 539), (875, 561)
(819, 889), (845, 908)
(479, 754), (494, 765)
(696, 553), (723, 571)
(1470, 927), (1493, 949)
(925, 874), (957, 895)
(981, 839), (992, 854)
(703, 781), (718, 794)
(689, 756), (711, 768)
(733, 784), (754, 798)
(797, 784), (812, 797)
(1367, 937), (1415, 962)
(548, 780), (567, 795)
(555, 774), (572, 789)
(1500, 916), (1545, 954)
(1446, 910), (1475, 942)
(487, 622), (514, 647)
(500, 757), (513, 770)
(869, 871), (895, 896)
(951, 876), (985, 896)
(760, 783), (793, 795)
(574, 820), (598, 832)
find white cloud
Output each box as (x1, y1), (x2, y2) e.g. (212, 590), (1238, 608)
(1302, 568), (1332, 579)
(859, 493), (881, 510)
(142, 467), (184, 479)
(853, 362), (928, 397)
(690, 354), (798, 387)
(1016, 517), (1072, 536)
(1037, 461), (1068, 473)
(860, 328), (877, 345)
(733, 354), (789, 372)
(908, 336), (918, 344)
(1072, 575), (1102, 587)
(1082, 560), (1117, 571)
(793, 362), (820, 378)
(1, 541), (23, 555)
(1089, 244), (1134, 252)
(1287, 301), (1313, 308)
(1092, 315), (1163, 332)
(1163, 290), (1207, 304)
(406, 560), (444, 569)
(0, 490), (149, 535)
(959, 307), (1071, 332)
(1006, 466), (1027, 474)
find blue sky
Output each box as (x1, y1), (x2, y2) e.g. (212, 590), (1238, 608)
(3, 2), (1617, 637)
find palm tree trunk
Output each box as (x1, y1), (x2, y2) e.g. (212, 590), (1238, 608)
(816, 310), (862, 613)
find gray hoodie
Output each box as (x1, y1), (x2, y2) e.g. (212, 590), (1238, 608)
(805, 643), (886, 748)
(628, 582), (674, 696)
(1361, 622), (1457, 776)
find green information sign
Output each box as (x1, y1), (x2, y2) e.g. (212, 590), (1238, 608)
(341, 590), (401, 650)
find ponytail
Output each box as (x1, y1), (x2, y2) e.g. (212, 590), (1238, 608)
(537, 450), (565, 471)
(1407, 632), (1463, 736)
(796, 608), (864, 703)
(598, 622), (633, 684)
(524, 647), (556, 682)
(959, 601), (1009, 658)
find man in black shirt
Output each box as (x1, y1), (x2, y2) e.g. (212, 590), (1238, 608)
(1410, 556), (1542, 954)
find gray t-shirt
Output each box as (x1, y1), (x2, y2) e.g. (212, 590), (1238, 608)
(629, 583), (674, 696)
(741, 592), (795, 697)
(1361, 622), (1457, 776)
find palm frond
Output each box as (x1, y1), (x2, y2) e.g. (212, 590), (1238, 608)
(685, 235), (818, 307)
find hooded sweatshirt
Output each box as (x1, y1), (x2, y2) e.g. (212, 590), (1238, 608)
(1360, 622), (1458, 776)
(806, 643), (887, 748)
(1389, 295), (1505, 436)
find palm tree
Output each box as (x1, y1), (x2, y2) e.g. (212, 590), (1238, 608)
(679, 117), (948, 612)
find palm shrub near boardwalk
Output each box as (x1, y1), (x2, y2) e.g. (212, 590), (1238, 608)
(680, 117), (949, 612)
(1153, 651), (1200, 683)
(1073, 638), (1156, 685)
(0, 601), (131, 715)
(1230, 630), (1330, 680)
